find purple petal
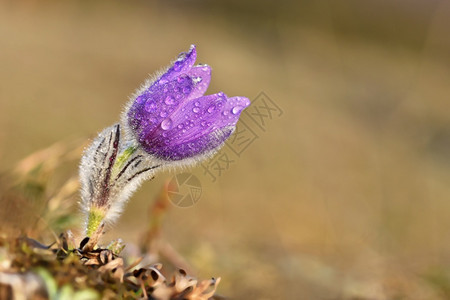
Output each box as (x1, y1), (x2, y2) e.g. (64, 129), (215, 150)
(168, 93), (250, 142)
(153, 45), (197, 87)
(138, 93), (250, 160)
(128, 75), (195, 142)
(149, 127), (234, 160)
(210, 95), (251, 128)
(165, 93), (227, 142)
(185, 65), (211, 100)
(128, 61), (212, 147)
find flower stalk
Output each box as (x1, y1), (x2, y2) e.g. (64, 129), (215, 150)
(86, 207), (106, 237)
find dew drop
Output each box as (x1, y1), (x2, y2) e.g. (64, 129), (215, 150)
(165, 96), (175, 105)
(207, 105), (215, 113)
(232, 106), (244, 115)
(193, 107), (200, 113)
(177, 124), (184, 129)
(194, 101), (201, 107)
(222, 111), (229, 116)
(201, 121), (207, 127)
(160, 111), (168, 118)
(161, 118), (173, 130)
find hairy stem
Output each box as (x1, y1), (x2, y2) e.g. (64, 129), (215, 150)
(86, 207), (106, 237)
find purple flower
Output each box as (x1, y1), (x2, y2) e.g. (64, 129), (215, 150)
(126, 45), (250, 161)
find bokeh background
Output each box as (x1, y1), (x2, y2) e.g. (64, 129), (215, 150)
(1, 0), (450, 299)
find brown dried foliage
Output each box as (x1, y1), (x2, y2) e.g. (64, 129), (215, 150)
(0, 233), (221, 300)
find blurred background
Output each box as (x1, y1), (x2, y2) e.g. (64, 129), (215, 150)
(1, 0), (450, 298)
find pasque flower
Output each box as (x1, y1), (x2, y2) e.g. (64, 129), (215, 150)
(80, 45), (249, 240)
(125, 45), (250, 162)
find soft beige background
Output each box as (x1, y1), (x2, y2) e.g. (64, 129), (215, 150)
(1, 0), (450, 298)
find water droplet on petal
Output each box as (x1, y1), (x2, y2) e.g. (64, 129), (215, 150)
(201, 121), (207, 127)
(160, 111), (168, 118)
(207, 105), (215, 113)
(165, 96), (175, 105)
(178, 124), (184, 129)
(161, 118), (173, 130)
(232, 106), (244, 115)
(194, 101), (201, 107)
(193, 107), (200, 113)
(222, 110), (229, 116)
